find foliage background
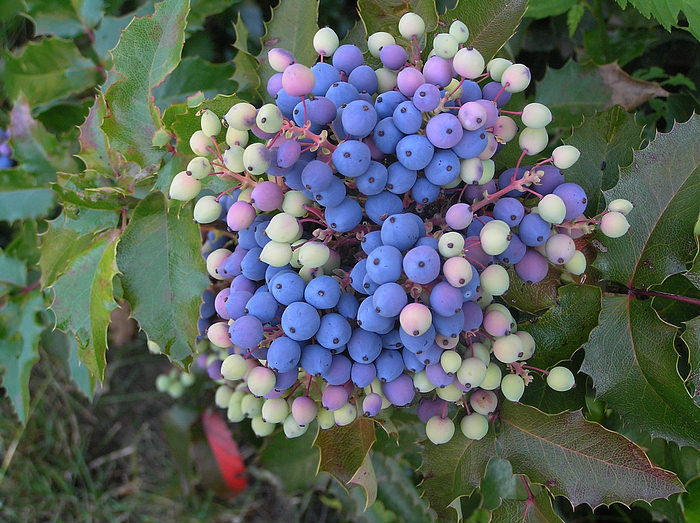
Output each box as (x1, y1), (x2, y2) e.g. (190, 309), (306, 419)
(0, 0), (699, 521)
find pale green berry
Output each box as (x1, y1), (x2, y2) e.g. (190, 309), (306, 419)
(298, 264), (324, 283)
(501, 63), (531, 92)
(283, 413), (309, 438)
(414, 370), (436, 392)
(547, 366), (575, 391)
(471, 342), (491, 366)
(607, 199), (633, 215)
(194, 196), (222, 224)
(282, 190), (312, 217)
(469, 389), (498, 415)
(297, 241), (329, 268)
(155, 374), (171, 392)
(227, 394), (245, 422)
(479, 159), (495, 185)
(168, 381), (185, 398)
(538, 194), (567, 224)
(200, 109), (221, 137)
(189, 130), (212, 156)
(487, 58), (512, 82)
(433, 33), (459, 59)
(367, 31), (395, 58)
(564, 250), (587, 275)
(501, 374), (525, 402)
(552, 145), (580, 169)
(453, 47), (485, 79)
(207, 321), (231, 348)
(460, 157), (483, 184)
(480, 264), (509, 296)
(169, 171), (202, 201)
(333, 402), (357, 426)
(224, 102), (257, 131)
(457, 357), (487, 388)
(519, 127), (549, 155)
(398, 12), (426, 39)
(256, 103), (283, 134)
(521, 103), (552, 128)
(376, 67), (397, 92)
(438, 231), (465, 257)
(600, 211), (630, 238)
(242, 142), (271, 175)
(221, 354), (247, 381)
(480, 220), (511, 255)
(313, 27), (339, 57)
(251, 416), (275, 437)
(437, 383), (462, 402)
(266, 212), (300, 243)
(262, 397), (289, 424)
(444, 78), (463, 101)
(425, 416), (455, 445)
(449, 20), (469, 43)
(180, 373), (195, 386)
(260, 240), (293, 267)
(317, 407), (335, 429)
(545, 233), (576, 265)
(493, 334), (524, 364)
(241, 394), (263, 418)
(440, 350), (462, 375)
(205, 249), (231, 281)
(247, 366), (276, 397)
(461, 413), (489, 440)
(514, 331), (536, 360)
(480, 363), (502, 390)
(215, 385), (233, 408)
(223, 145), (245, 173)
(225, 126), (249, 148)
(187, 156), (213, 180)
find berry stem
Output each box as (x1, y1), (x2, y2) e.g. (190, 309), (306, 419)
(471, 164), (539, 212)
(628, 288), (700, 307)
(499, 110), (522, 115)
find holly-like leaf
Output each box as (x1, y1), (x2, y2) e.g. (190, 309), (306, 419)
(76, 93), (118, 177)
(498, 402), (683, 507)
(92, 2), (156, 61)
(582, 296), (700, 447)
(153, 56), (236, 111)
(595, 114), (700, 290)
(0, 169), (55, 222)
(259, 425), (320, 491)
(419, 426), (498, 522)
(0, 292), (44, 423)
(438, 0), (528, 61)
(349, 452), (378, 509)
(257, 0), (319, 101)
(681, 316), (700, 404)
(489, 487), (563, 523)
(480, 458), (523, 511)
(4, 37), (101, 108)
(525, 0), (577, 19)
(519, 284), (602, 369)
(9, 95), (78, 181)
(315, 417), (376, 485)
(39, 217), (95, 288)
(187, 0), (234, 33)
(614, 0), (700, 42)
(49, 229), (119, 379)
(503, 266), (558, 314)
(231, 13), (261, 100)
(359, 0), (438, 47)
(101, 0), (190, 168)
(519, 370), (588, 414)
(562, 106), (644, 215)
(24, 0), (104, 38)
(373, 453), (434, 523)
(116, 193), (208, 364)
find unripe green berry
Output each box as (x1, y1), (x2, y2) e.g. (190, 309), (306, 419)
(438, 231), (465, 257)
(436, 383), (463, 402)
(187, 156), (213, 180)
(486, 58), (512, 82)
(225, 126), (249, 148)
(282, 190), (312, 217)
(367, 32), (395, 58)
(189, 130), (212, 156)
(194, 195), (222, 224)
(607, 199), (633, 215)
(221, 354), (248, 381)
(480, 363), (502, 390)
(251, 416), (275, 437)
(519, 127), (549, 155)
(501, 374), (525, 402)
(169, 171), (202, 201)
(155, 374), (170, 392)
(225, 102), (257, 131)
(493, 334), (524, 364)
(552, 145), (580, 169)
(600, 211), (630, 238)
(215, 385), (233, 408)
(449, 20), (469, 43)
(260, 240), (293, 267)
(480, 264), (509, 296)
(425, 415), (455, 445)
(457, 357), (487, 388)
(200, 109), (221, 137)
(313, 27), (339, 56)
(538, 194), (567, 224)
(547, 367), (575, 391)
(502, 63), (531, 92)
(461, 413), (489, 440)
(256, 103), (283, 134)
(376, 67), (397, 92)
(441, 350), (462, 374)
(262, 397), (289, 424)
(398, 12), (426, 39)
(564, 250), (587, 275)
(241, 394), (263, 418)
(333, 402), (357, 426)
(433, 33), (459, 59)
(521, 103), (552, 128)
(283, 413), (309, 438)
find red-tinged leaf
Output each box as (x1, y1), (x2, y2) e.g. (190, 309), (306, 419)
(201, 409), (247, 493)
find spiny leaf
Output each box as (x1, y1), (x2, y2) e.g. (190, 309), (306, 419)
(349, 452), (378, 510)
(562, 105), (644, 215)
(0, 292), (44, 423)
(258, 0), (319, 101)
(232, 12), (261, 100)
(438, 0), (528, 61)
(92, 2), (156, 61)
(614, 0), (700, 42)
(4, 37), (101, 108)
(503, 266), (558, 314)
(0, 169), (55, 222)
(39, 217), (95, 288)
(419, 425), (498, 522)
(116, 193), (208, 365)
(498, 402), (684, 507)
(582, 296), (700, 447)
(24, 0), (104, 38)
(314, 417), (376, 485)
(373, 453), (434, 523)
(77, 93), (118, 177)
(595, 114), (700, 289)
(49, 229), (119, 379)
(101, 0), (190, 168)
(681, 315), (700, 405)
(480, 458), (523, 511)
(520, 284), (602, 369)
(489, 487), (563, 523)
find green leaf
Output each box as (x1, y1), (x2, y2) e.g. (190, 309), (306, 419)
(92, 2), (156, 61)
(349, 452), (378, 510)
(373, 453), (434, 523)
(566, 3), (584, 37)
(116, 193), (208, 364)
(594, 114), (700, 289)
(231, 13), (261, 100)
(24, 0), (104, 38)
(438, 0), (528, 61)
(419, 425), (498, 522)
(489, 487), (562, 523)
(685, 476), (700, 520)
(171, 93), (242, 155)
(9, 95), (78, 181)
(314, 418), (376, 485)
(4, 37), (101, 108)
(258, 0), (319, 101)
(187, 0), (235, 33)
(582, 296), (700, 447)
(614, 0), (700, 42)
(101, 0), (190, 168)
(359, 0), (438, 47)
(76, 93), (118, 176)
(0, 292), (44, 423)
(562, 106), (644, 215)
(153, 56), (236, 111)
(520, 284), (602, 369)
(259, 425), (320, 491)
(39, 217), (94, 288)
(498, 402), (684, 507)
(525, 0), (577, 19)
(535, 61), (611, 129)
(0, 250), (28, 290)
(681, 316), (700, 405)
(0, 169), (55, 222)
(480, 458), (523, 511)
(49, 229), (119, 379)
(503, 266), (558, 314)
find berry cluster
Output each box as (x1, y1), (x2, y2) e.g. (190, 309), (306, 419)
(172, 13), (632, 444)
